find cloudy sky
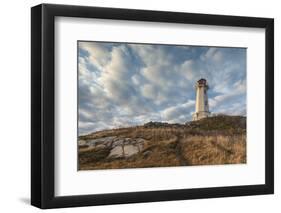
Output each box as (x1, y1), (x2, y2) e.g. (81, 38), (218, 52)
(78, 41), (246, 135)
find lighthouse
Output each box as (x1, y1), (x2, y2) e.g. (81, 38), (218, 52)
(192, 78), (210, 121)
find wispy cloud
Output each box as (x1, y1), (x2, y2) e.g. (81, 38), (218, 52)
(78, 42), (246, 135)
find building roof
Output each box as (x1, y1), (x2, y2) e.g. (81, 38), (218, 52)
(197, 78), (207, 84)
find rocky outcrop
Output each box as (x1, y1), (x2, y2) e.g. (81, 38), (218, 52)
(108, 146), (123, 158)
(80, 136), (146, 159)
(88, 136), (117, 147)
(78, 139), (87, 146)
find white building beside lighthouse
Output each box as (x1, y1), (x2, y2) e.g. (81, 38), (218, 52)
(192, 78), (211, 121)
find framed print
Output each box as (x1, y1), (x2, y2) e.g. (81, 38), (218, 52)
(31, 4), (274, 209)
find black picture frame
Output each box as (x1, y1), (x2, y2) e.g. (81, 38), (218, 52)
(31, 3), (274, 209)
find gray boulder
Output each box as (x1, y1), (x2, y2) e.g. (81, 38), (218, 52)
(108, 146), (124, 158)
(78, 140), (86, 146)
(123, 145), (139, 157)
(87, 136), (117, 147)
(112, 139), (124, 147)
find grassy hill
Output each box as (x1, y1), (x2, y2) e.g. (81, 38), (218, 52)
(78, 115), (246, 170)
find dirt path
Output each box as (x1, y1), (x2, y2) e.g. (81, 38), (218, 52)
(174, 135), (189, 166)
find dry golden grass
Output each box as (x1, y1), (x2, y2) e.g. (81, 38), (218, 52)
(181, 134), (246, 165)
(79, 116), (247, 170)
(79, 130), (246, 170)
(80, 144), (181, 170)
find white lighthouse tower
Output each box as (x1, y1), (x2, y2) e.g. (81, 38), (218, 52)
(192, 78), (210, 121)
